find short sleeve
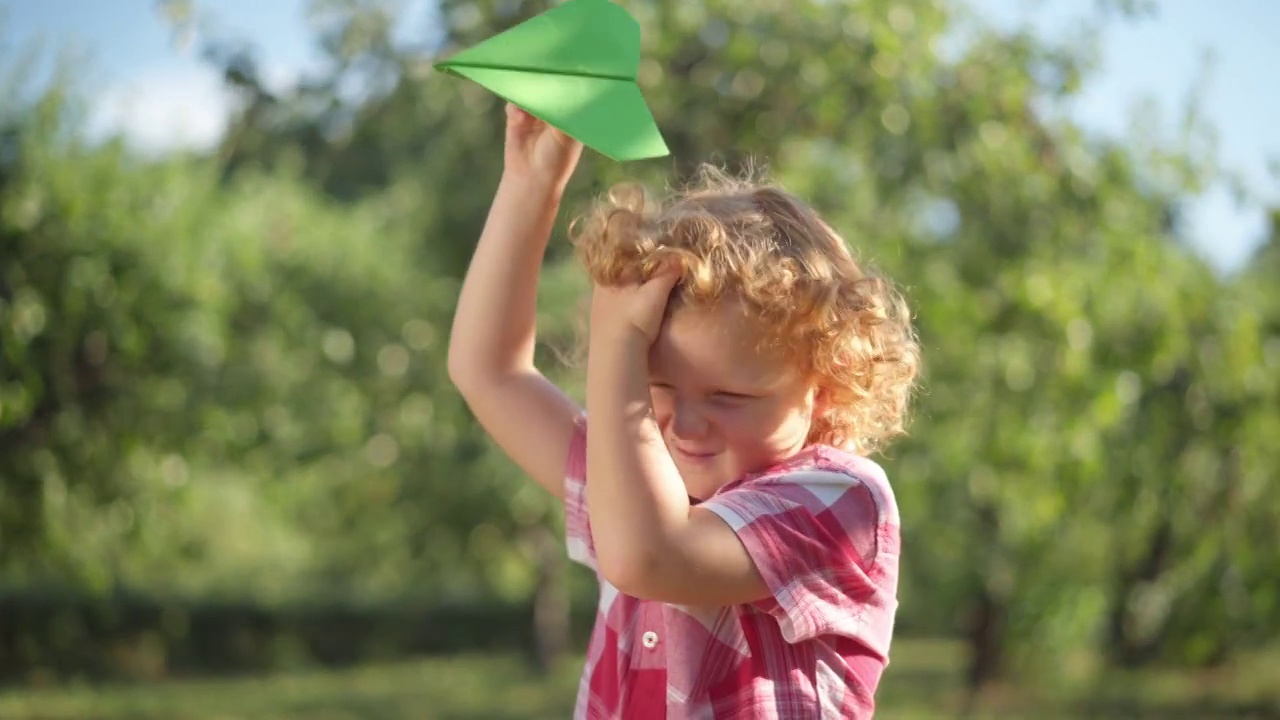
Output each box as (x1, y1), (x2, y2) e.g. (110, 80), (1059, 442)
(562, 414), (598, 571)
(700, 470), (896, 646)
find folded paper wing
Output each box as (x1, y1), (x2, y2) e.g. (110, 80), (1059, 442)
(434, 0), (669, 162)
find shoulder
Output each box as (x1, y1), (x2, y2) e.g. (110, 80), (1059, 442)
(697, 446), (901, 644)
(701, 445), (899, 571)
(717, 445), (898, 523)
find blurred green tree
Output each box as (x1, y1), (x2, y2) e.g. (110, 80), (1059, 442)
(1, 0), (1274, 691)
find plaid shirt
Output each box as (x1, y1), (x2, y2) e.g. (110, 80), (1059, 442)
(563, 416), (901, 719)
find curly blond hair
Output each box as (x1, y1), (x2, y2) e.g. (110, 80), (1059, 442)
(567, 164), (921, 456)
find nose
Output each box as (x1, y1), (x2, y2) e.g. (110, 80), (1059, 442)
(671, 397), (709, 440)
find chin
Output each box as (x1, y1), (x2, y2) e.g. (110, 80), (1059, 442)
(677, 463), (732, 501)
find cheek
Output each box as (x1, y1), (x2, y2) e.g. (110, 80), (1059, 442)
(650, 390), (675, 424)
(717, 402), (812, 451)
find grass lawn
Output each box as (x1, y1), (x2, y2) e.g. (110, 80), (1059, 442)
(1, 638), (1276, 719)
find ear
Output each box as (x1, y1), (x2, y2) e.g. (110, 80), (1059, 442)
(810, 384), (830, 415)
(804, 384), (829, 444)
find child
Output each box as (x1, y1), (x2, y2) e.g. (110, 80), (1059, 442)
(448, 104), (921, 719)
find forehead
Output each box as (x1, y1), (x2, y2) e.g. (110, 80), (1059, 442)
(649, 301), (792, 387)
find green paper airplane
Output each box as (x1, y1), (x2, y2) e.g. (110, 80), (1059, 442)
(434, 0), (669, 162)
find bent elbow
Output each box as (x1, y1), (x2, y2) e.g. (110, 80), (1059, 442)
(446, 339), (487, 395)
(597, 546), (662, 599)
(446, 349), (472, 391)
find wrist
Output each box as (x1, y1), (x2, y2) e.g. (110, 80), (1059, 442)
(498, 168), (569, 203)
(588, 328), (648, 399)
(589, 323), (650, 364)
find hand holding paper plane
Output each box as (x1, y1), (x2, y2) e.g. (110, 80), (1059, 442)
(434, 0), (670, 162)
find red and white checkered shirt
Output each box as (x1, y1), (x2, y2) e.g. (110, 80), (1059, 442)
(563, 416), (901, 719)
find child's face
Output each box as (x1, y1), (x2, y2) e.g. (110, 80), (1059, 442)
(647, 299), (820, 500)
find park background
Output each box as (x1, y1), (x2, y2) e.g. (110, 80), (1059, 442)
(1, 0), (1278, 717)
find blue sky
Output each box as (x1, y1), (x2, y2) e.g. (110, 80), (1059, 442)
(4, 0), (1276, 273)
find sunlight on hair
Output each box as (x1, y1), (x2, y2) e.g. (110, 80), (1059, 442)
(569, 163), (922, 455)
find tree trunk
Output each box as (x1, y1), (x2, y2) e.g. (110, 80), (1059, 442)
(526, 524), (569, 675)
(966, 587), (1006, 689)
(965, 503), (1007, 693)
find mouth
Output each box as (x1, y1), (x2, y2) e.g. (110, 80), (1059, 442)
(673, 446), (718, 463)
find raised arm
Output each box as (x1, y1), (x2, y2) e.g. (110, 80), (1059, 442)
(447, 105), (585, 499)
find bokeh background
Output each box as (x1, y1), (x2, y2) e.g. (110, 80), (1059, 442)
(1, 0), (1277, 718)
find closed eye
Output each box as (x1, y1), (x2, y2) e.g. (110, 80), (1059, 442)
(648, 383), (755, 401)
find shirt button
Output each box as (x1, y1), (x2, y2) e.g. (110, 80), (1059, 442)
(642, 631), (659, 649)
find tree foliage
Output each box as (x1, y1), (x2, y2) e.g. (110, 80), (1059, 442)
(1, 0), (1275, 689)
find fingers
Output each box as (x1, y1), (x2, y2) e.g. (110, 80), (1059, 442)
(506, 103), (583, 151)
(506, 103), (541, 128)
(647, 258), (682, 286)
(545, 121), (577, 145)
(639, 268), (681, 306)
(505, 103), (532, 135)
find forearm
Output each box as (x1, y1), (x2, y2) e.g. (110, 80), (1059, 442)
(448, 175), (563, 382)
(585, 332), (691, 589)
